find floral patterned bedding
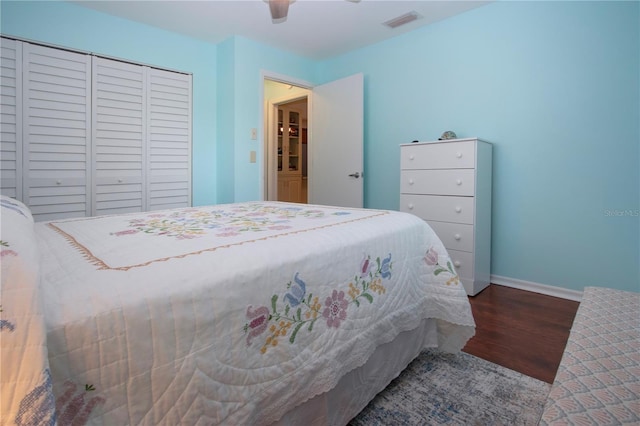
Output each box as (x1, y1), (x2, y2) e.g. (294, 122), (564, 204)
(1, 200), (475, 425)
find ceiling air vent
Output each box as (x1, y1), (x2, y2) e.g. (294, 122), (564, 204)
(383, 11), (422, 29)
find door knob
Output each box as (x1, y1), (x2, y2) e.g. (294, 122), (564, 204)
(348, 172), (360, 178)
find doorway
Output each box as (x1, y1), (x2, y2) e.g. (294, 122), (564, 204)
(264, 79), (311, 203)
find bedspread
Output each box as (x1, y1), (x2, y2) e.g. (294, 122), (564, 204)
(2, 201), (474, 425)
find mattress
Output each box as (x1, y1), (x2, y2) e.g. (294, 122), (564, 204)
(1, 198), (475, 425)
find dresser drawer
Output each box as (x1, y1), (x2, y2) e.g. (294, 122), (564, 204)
(427, 220), (474, 252)
(447, 249), (474, 281)
(448, 249), (476, 295)
(400, 194), (474, 224)
(401, 141), (475, 170)
(400, 169), (475, 196)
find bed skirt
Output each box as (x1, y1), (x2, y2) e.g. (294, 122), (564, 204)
(274, 317), (440, 425)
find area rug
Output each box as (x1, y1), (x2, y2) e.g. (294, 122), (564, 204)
(349, 349), (550, 425)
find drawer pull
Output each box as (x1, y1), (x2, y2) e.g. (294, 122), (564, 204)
(454, 260), (461, 268)
(408, 178), (415, 185)
(408, 203), (414, 210)
(456, 152), (462, 159)
(118, 178), (123, 183)
(409, 154), (415, 160)
(455, 206), (462, 213)
(56, 180), (62, 185)
(454, 233), (461, 241)
(456, 179), (462, 185)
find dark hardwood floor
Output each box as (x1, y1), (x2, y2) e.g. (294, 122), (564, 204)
(462, 284), (580, 384)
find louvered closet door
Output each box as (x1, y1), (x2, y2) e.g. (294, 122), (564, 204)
(147, 68), (192, 210)
(0, 38), (22, 199)
(92, 57), (145, 216)
(23, 43), (91, 221)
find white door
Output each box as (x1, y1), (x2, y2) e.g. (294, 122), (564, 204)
(309, 73), (363, 208)
(22, 43), (92, 221)
(0, 37), (23, 199)
(146, 68), (192, 210)
(92, 56), (146, 216)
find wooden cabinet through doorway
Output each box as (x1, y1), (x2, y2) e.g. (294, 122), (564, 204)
(277, 106), (303, 203)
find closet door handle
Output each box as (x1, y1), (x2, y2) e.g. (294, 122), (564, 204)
(348, 172), (360, 179)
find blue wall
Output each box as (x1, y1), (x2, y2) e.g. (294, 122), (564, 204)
(222, 36), (317, 202)
(318, 1), (639, 292)
(2, 1), (638, 293)
(216, 38), (236, 204)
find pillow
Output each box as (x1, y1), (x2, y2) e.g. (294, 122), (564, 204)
(1, 196), (56, 424)
(1, 195), (34, 223)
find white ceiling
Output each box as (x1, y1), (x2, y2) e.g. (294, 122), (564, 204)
(72, 0), (491, 60)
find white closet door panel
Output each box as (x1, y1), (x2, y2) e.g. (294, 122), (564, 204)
(29, 142), (86, 154)
(23, 43), (91, 220)
(92, 57), (145, 216)
(0, 38), (22, 198)
(29, 152), (86, 162)
(96, 188), (143, 201)
(29, 98), (86, 113)
(147, 68), (191, 210)
(28, 185), (87, 220)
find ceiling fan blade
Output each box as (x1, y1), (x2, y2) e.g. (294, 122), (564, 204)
(269, 0), (290, 24)
(267, 0), (355, 24)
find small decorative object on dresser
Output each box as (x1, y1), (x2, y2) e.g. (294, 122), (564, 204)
(400, 137), (492, 296)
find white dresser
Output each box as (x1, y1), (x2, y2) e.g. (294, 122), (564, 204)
(400, 138), (492, 296)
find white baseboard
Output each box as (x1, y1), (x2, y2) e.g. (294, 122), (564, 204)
(490, 274), (583, 302)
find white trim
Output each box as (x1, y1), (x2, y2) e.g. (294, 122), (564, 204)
(261, 70), (313, 90)
(491, 274), (583, 302)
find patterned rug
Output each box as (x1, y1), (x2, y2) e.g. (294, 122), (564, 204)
(350, 349), (550, 425)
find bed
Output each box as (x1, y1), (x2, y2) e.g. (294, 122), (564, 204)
(0, 195), (475, 425)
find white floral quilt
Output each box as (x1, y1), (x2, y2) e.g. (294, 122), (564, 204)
(1, 200), (474, 425)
